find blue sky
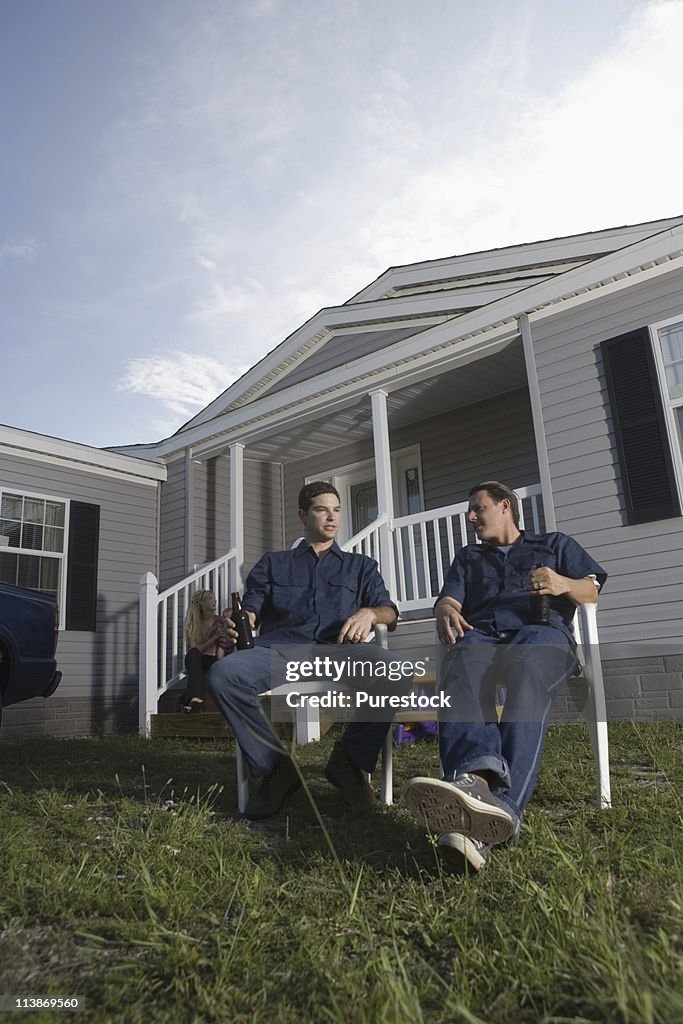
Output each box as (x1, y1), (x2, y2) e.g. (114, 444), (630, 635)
(2, 0), (682, 448)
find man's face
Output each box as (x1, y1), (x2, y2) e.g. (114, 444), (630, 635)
(299, 492), (341, 544)
(467, 489), (511, 543)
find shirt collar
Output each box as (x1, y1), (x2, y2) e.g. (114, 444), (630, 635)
(293, 538), (344, 560)
(482, 530), (543, 551)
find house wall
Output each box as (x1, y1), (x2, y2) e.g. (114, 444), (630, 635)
(0, 454), (160, 738)
(283, 388), (539, 542)
(159, 451), (283, 589)
(534, 266), (683, 719)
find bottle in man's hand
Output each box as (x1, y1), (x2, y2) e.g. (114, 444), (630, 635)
(231, 592), (255, 650)
(529, 564), (550, 626)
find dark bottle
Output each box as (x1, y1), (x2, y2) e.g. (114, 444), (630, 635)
(529, 563), (550, 626)
(231, 592), (255, 650)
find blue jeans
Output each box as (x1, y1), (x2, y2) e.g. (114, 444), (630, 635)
(207, 644), (412, 778)
(439, 626), (577, 826)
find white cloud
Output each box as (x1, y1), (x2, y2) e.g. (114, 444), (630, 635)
(358, 0), (683, 266)
(0, 238), (40, 263)
(116, 351), (250, 418)
(194, 254), (218, 271)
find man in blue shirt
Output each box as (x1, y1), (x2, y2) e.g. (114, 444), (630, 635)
(403, 480), (607, 873)
(207, 482), (406, 819)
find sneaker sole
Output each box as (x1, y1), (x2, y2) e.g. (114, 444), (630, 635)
(438, 833), (488, 873)
(403, 777), (514, 844)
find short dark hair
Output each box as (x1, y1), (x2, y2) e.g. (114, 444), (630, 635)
(468, 480), (520, 527)
(298, 481), (341, 512)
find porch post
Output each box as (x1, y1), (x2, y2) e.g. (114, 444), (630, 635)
(518, 314), (557, 531)
(370, 388), (397, 596)
(138, 570), (159, 736)
(184, 446), (195, 572)
(229, 441), (245, 587)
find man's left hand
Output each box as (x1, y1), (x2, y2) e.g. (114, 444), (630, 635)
(529, 566), (572, 597)
(337, 608), (376, 644)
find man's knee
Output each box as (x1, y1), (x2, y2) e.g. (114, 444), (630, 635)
(207, 648), (274, 697)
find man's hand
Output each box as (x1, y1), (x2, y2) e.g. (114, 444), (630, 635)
(219, 610), (255, 646)
(435, 598), (473, 644)
(337, 608), (377, 644)
(529, 568), (598, 604)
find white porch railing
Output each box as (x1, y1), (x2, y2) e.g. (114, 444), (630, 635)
(138, 549), (238, 734)
(342, 514), (389, 561)
(344, 483), (543, 613)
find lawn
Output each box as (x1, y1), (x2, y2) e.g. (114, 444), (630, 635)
(0, 722), (681, 1024)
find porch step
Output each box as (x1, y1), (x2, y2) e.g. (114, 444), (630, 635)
(150, 693), (295, 740)
(150, 711), (235, 739)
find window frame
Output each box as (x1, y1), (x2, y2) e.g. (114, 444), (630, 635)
(649, 314), (683, 508)
(0, 487), (70, 622)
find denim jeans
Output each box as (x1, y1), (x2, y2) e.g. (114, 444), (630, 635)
(439, 625), (577, 825)
(207, 643), (412, 778)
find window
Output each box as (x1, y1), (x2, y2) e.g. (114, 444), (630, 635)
(0, 491), (67, 602)
(601, 324), (682, 524)
(652, 317), (683, 504)
(0, 489), (100, 630)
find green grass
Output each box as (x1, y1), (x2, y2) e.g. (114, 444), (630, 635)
(0, 723), (682, 1023)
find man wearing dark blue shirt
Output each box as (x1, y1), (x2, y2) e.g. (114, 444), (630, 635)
(208, 482), (405, 819)
(403, 480), (607, 873)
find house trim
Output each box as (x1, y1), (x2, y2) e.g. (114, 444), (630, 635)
(0, 425), (166, 485)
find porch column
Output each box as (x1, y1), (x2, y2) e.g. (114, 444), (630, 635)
(370, 388), (397, 596)
(184, 447), (195, 572)
(229, 442), (245, 587)
(518, 314), (557, 531)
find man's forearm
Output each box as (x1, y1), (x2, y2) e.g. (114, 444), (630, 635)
(367, 605), (399, 631)
(564, 576), (599, 605)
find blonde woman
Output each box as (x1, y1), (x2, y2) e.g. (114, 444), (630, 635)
(181, 590), (232, 712)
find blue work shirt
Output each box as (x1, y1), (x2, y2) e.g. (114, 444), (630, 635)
(437, 532), (607, 640)
(241, 540), (398, 646)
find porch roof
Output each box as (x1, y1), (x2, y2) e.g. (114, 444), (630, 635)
(215, 337), (527, 464)
(119, 216), (683, 465)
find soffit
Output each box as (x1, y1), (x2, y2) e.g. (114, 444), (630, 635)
(237, 339), (525, 462)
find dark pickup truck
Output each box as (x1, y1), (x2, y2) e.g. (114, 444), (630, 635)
(0, 582), (62, 725)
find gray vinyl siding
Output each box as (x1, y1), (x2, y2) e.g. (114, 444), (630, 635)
(534, 265), (683, 645)
(283, 388), (539, 543)
(0, 453), (159, 737)
(243, 459), (284, 572)
(159, 456), (186, 588)
(159, 450), (283, 587)
(415, 389), (538, 510)
(192, 454), (230, 570)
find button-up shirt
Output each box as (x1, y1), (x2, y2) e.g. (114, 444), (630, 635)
(437, 532), (607, 640)
(241, 540), (397, 646)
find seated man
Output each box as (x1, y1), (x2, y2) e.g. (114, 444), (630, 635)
(403, 480), (607, 873)
(208, 481), (408, 819)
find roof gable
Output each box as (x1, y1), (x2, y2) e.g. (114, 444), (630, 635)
(174, 215), (683, 438)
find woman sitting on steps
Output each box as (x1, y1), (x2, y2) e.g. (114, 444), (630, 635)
(180, 590), (232, 713)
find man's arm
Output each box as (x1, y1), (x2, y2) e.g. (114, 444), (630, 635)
(337, 603), (398, 644)
(434, 596), (474, 644)
(529, 566), (599, 605)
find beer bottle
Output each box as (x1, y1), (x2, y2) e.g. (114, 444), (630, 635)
(231, 592), (255, 650)
(529, 563), (550, 626)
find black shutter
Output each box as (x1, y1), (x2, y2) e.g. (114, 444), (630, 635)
(601, 328), (681, 524)
(65, 502), (100, 630)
